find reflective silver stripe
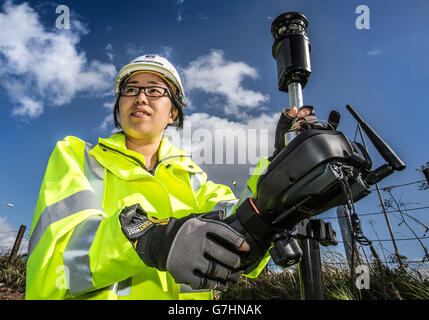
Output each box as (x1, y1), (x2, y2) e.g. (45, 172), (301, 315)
(189, 172), (204, 192)
(96, 277), (132, 297)
(63, 215), (103, 296)
(180, 284), (210, 294)
(236, 185), (254, 208)
(116, 277), (132, 296)
(84, 143), (105, 203)
(101, 283), (118, 293)
(28, 190), (102, 256)
(212, 199), (239, 218)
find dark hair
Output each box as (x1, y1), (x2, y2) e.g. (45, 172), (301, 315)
(113, 79), (185, 129)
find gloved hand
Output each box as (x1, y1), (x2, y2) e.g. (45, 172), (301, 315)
(223, 197), (281, 274)
(119, 204), (247, 290)
(269, 105), (316, 161)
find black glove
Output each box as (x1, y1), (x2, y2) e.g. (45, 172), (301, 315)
(119, 204), (246, 290)
(224, 198), (282, 274)
(269, 105), (317, 161)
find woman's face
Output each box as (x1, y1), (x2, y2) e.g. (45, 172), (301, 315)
(118, 72), (178, 141)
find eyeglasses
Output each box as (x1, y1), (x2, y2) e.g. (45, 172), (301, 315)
(119, 85), (170, 98)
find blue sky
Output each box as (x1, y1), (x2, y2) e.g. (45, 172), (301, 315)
(0, 0), (428, 266)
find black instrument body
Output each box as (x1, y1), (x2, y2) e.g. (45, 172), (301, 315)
(255, 128), (372, 230)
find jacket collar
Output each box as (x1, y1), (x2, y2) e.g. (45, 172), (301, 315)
(91, 132), (202, 180)
(97, 132), (190, 162)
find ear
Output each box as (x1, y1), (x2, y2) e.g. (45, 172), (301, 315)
(169, 108), (178, 124)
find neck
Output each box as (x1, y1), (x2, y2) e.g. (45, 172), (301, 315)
(125, 135), (162, 171)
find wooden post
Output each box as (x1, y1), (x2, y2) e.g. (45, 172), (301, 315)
(336, 206), (363, 267)
(9, 225), (26, 262)
(422, 166), (429, 184)
(356, 124), (404, 268)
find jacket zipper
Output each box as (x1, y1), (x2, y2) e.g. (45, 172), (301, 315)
(99, 143), (191, 176)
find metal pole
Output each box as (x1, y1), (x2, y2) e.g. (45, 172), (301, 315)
(288, 82), (303, 110)
(285, 82), (304, 143)
(286, 80), (324, 300)
(232, 180), (237, 197)
(9, 225), (26, 262)
(298, 235), (324, 300)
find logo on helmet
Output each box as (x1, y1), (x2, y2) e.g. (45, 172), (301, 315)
(133, 60), (163, 66)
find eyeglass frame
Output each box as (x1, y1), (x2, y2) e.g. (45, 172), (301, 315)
(119, 85), (171, 98)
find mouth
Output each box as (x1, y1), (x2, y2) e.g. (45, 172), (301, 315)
(131, 110), (151, 117)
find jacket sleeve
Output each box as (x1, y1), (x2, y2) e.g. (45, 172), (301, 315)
(193, 157), (272, 279)
(26, 136), (145, 300)
(237, 157), (272, 278)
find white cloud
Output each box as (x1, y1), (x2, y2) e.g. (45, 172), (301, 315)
(12, 96), (43, 118)
(177, 0), (184, 22)
(367, 49), (381, 56)
(164, 111), (280, 194)
(0, 1), (116, 119)
(102, 100), (115, 110)
(165, 111), (277, 166)
(98, 114), (114, 132)
(123, 44), (174, 62)
(159, 46), (174, 60)
(182, 50), (269, 117)
(0, 217), (28, 256)
(105, 43), (114, 61)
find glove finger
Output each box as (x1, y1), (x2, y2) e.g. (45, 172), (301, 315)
(202, 278), (226, 291)
(205, 238), (241, 269)
(204, 261), (234, 282)
(185, 272), (226, 291)
(203, 219), (245, 250)
(199, 210), (224, 221)
(230, 271), (242, 283)
(177, 272), (206, 291)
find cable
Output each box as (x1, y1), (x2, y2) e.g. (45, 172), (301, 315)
(323, 205), (429, 220)
(371, 180), (426, 192)
(336, 236), (429, 243)
(323, 259), (429, 265)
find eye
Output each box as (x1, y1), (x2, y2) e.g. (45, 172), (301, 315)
(124, 87), (138, 94)
(122, 86), (138, 95)
(148, 87), (164, 95)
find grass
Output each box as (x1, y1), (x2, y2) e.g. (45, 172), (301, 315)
(0, 255), (26, 288)
(0, 254), (26, 298)
(215, 252), (429, 300)
(1, 252), (428, 300)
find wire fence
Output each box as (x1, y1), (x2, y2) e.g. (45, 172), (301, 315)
(322, 260), (429, 265)
(323, 205), (429, 220)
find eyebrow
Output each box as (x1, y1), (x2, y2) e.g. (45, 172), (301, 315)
(126, 80), (166, 86)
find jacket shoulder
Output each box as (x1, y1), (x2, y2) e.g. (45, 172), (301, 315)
(52, 136), (91, 165)
(165, 143), (205, 173)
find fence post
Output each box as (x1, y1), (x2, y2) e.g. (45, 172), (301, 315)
(337, 206), (363, 267)
(9, 225), (26, 262)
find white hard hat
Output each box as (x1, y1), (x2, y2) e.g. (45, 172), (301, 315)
(114, 54), (185, 105)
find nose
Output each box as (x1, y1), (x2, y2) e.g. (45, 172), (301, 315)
(134, 88), (149, 105)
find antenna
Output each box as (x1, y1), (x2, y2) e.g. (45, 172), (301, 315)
(346, 104), (405, 171)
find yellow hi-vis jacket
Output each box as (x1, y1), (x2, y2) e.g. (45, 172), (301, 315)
(26, 132), (271, 300)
